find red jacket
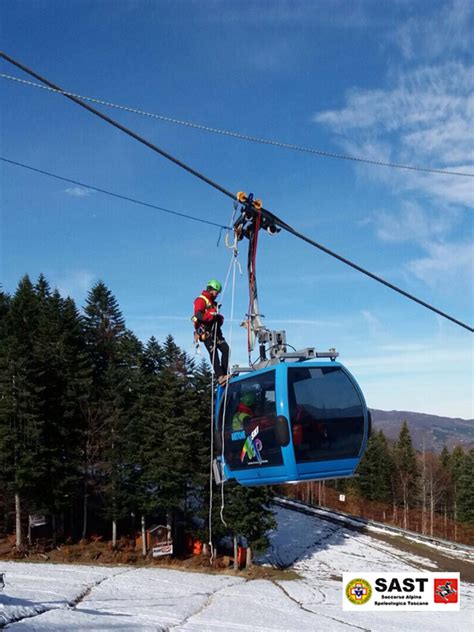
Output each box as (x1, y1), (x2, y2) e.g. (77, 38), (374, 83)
(193, 289), (223, 329)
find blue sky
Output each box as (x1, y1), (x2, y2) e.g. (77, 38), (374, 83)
(1, 0), (473, 418)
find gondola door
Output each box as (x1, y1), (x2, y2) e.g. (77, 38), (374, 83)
(217, 368), (292, 485)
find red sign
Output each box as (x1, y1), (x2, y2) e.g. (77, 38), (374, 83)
(434, 578), (458, 604)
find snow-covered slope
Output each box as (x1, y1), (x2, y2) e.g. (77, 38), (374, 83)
(1, 506), (473, 631)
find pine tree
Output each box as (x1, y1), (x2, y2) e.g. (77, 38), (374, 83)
(456, 449), (474, 523)
(132, 339), (164, 517)
(140, 336), (164, 375)
(355, 430), (393, 503)
(130, 337), (166, 539)
(189, 359), (214, 492)
(0, 289), (11, 533)
(440, 446), (450, 469)
(437, 445), (454, 535)
(445, 446), (465, 529)
(0, 288), (11, 336)
(140, 338), (200, 529)
(0, 277), (45, 548)
(82, 282), (134, 545)
(218, 482), (276, 562)
(83, 281), (126, 385)
(33, 284), (92, 542)
(393, 421), (418, 529)
(449, 446), (466, 481)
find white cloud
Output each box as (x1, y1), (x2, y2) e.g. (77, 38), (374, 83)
(373, 201), (457, 243)
(313, 63), (474, 208)
(64, 186), (93, 198)
(312, 4), (473, 299)
(56, 270), (96, 299)
(393, 0), (473, 61)
(361, 309), (385, 336)
(407, 240), (473, 287)
(414, 170), (474, 208)
(314, 63), (474, 134)
(369, 202), (472, 288)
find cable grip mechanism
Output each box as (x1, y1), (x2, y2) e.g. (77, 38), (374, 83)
(236, 190), (262, 210)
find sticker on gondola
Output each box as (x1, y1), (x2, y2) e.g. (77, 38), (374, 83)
(343, 573), (460, 611)
(240, 426), (268, 465)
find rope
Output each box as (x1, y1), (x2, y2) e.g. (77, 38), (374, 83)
(207, 222), (240, 562)
(219, 231), (241, 527)
(2, 71), (473, 179)
(207, 204), (242, 550)
(208, 321), (218, 566)
(221, 244), (237, 299)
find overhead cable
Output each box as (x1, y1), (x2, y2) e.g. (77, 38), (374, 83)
(1, 70), (472, 179)
(260, 208), (474, 333)
(1, 52), (472, 333)
(0, 52), (236, 202)
(0, 157), (230, 231)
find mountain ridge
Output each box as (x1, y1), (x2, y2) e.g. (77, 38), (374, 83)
(369, 408), (473, 452)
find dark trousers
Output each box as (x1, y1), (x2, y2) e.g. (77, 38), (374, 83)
(203, 327), (229, 379)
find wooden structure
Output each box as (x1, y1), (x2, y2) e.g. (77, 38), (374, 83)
(136, 524), (171, 552)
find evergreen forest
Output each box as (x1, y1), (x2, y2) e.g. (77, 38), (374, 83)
(286, 423), (473, 544)
(0, 275), (275, 559)
(0, 275), (472, 559)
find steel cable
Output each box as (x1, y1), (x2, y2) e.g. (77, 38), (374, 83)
(1, 52), (472, 333)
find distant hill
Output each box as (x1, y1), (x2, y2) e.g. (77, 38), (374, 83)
(370, 409), (474, 453)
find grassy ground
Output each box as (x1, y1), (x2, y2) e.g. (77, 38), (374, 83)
(366, 529), (474, 583)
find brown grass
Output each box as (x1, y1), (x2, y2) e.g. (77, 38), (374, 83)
(0, 538), (301, 581)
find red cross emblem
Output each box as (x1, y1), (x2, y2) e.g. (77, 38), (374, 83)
(350, 583), (368, 600)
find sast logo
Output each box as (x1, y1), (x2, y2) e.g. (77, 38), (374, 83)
(345, 578), (372, 605)
(434, 578), (458, 604)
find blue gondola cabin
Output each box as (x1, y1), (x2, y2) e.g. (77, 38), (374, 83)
(215, 360), (370, 486)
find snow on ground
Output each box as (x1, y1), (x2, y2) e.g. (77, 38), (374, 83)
(0, 564), (242, 630)
(0, 506), (472, 631)
(0, 564), (121, 627)
(275, 497), (474, 562)
(262, 506), (474, 631)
